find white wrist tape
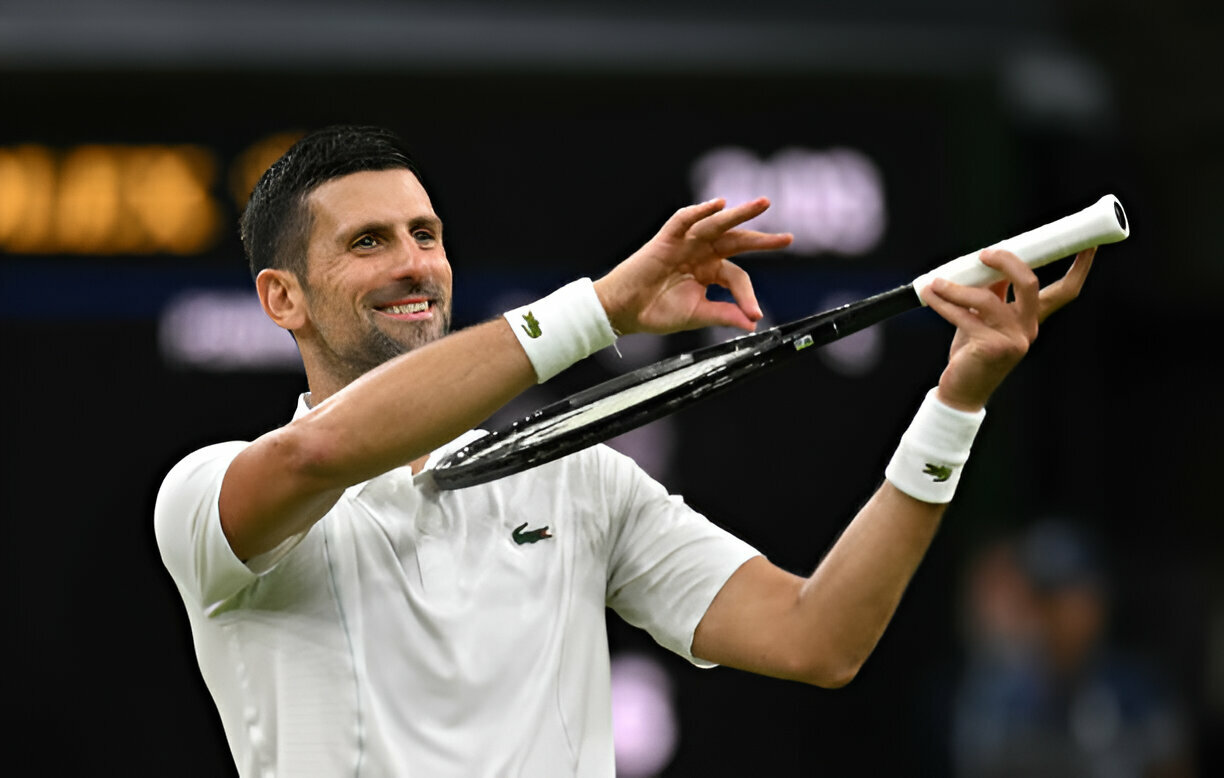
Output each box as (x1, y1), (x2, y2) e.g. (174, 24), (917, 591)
(885, 388), (986, 504)
(504, 278), (618, 383)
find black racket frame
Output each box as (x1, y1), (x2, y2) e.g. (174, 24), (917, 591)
(432, 283), (920, 489)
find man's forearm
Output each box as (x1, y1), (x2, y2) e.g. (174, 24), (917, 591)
(793, 481), (945, 682)
(691, 480), (944, 687)
(295, 318), (535, 484)
(220, 318), (535, 559)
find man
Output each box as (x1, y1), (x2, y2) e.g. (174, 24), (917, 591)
(155, 125), (1096, 776)
(952, 522), (1195, 777)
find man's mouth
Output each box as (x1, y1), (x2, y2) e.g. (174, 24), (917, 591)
(376, 298), (434, 320)
(381, 301), (430, 314)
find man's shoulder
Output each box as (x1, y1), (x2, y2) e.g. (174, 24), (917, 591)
(159, 440), (251, 495)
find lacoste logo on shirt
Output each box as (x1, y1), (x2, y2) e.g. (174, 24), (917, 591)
(521, 311), (543, 339)
(512, 522), (552, 545)
(923, 463), (953, 483)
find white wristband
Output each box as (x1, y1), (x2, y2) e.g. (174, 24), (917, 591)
(504, 278), (618, 383)
(885, 388), (986, 504)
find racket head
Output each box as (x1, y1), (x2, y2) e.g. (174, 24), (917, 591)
(430, 332), (779, 488)
(431, 285), (917, 489)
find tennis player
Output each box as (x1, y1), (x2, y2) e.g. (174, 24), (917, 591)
(155, 125), (1096, 776)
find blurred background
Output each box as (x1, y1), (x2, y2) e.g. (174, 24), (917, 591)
(2, 0), (1220, 774)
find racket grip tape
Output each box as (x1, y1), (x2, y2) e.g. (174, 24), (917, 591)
(912, 194), (1129, 304)
(504, 278), (618, 383)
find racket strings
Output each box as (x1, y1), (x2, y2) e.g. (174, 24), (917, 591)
(458, 349), (750, 461)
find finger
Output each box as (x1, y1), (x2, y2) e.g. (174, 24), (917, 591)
(690, 197), (772, 240)
(688, 298), (759, 332)
(712, 228), (794, 257)
(1038, 246), (1096, 323)
(924, 281), (990, 333)
(663, 199), (727, 237)
(979, 249), (1039, 323)
(926, 278), (1009, 322)
(713, 258), (763, 321)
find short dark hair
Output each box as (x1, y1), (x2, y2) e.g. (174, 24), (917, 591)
(239, 125), (424, 279)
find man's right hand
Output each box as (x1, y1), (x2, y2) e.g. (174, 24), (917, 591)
(593, 198), (793, 336)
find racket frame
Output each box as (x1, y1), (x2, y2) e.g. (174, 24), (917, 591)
(431, 194), (1130, 490)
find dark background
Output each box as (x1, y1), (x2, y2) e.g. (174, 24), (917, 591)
(2, 1), (1220, 774)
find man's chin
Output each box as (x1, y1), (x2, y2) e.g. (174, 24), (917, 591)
(375, 321), (448, 357)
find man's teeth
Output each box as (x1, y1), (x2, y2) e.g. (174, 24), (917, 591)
(383, 301), (430, 314)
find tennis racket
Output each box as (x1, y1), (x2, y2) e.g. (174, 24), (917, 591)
(432, 194), (1130, 489)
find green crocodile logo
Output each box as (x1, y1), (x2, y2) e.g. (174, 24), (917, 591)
(512, 522), (552, 545)
(923, 463), (953, 483)
(521, 311), (542, 339)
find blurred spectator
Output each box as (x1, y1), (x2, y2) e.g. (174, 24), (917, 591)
(951, 520), (1195, 777)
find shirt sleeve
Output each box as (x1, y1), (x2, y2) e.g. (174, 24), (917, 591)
(598, 446), (761, 668)
(154, 442), (305, 612)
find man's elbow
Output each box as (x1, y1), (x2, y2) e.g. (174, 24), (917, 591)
(271, 419), (355, 486)
(791, 652), (865, 689)
(806, 667), (861, 689)
(811, 664), (860, 689)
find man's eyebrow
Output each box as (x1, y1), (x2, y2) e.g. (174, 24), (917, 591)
(408, 215), (444, 234)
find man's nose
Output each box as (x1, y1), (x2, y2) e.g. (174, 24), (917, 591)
(389, 238), (437, 279)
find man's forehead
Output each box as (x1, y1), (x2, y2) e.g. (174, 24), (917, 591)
(307, 168), (436, 230)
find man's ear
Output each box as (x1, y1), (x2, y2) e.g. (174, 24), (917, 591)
(255, 268), (309, 332)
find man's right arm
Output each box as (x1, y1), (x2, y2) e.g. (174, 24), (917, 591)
(218, 197), (793, 561)
(219, 319), (535, 560)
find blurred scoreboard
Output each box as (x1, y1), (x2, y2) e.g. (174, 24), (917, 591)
(0, 133), (299, 256)
(0, 69), (1014, 282)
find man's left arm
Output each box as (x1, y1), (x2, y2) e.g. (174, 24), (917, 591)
(691, 247), (1096, 686)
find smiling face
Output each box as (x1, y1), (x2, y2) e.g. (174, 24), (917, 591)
(293, 168), (453, 394)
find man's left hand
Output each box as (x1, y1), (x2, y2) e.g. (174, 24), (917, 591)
(924, 246), (1096, 411)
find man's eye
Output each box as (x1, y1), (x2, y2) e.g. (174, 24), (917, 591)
(352, 235), (377, 249)
(413, 230), (436, 243)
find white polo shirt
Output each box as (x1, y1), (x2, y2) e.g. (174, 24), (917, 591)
(155, 396), (759, 777)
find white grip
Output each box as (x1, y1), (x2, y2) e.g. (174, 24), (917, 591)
(912, 194), (1129, 304)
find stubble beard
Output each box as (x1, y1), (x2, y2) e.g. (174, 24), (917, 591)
(364, 304), (452, 366)
(307, 286), (453, 388)
(347, 301), (453, 379)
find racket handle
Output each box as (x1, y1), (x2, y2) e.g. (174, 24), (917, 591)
(912, 194), (1129, 304)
